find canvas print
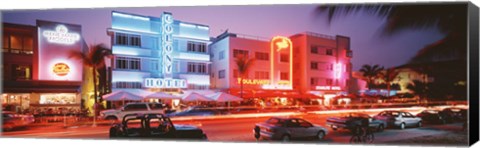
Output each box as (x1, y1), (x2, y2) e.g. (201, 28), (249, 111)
(1, 2), (478, 147)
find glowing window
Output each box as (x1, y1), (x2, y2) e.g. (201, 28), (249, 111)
(255, 52), (269, 61)
(233, 49), (249, 58)
(187, 41), (207, 53)
(311, 62), (318, 70)
(255, 71), (269, 79)
(326, 49), (334, 56)
(326, 79), (333, 85)
(218, 70), (226, 79)
(115, 57), (141, 70)
(115, 33), (141, 47)
(311, 46), (318, 54)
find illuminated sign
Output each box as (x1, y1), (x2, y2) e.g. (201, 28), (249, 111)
(144, 78), (187, 88)
(162, 12), (174, 77)
(52, 63), (70, 76)
(270, 36), (293, 90)
(316, 86), (342, 91)
(42, 25), (80, 45)
(237, 78), (270, 85)
(37, 20), (83, 81)
(262, 85), (292, 90)
(334, 63), (342, 79)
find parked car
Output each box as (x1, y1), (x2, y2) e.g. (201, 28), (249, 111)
(441, 107), (467, 123)
(253, 117), (328, 142)
(100, 103), (167, 121)
(416, 109), (447, 124)
(109, 113), (207, 140)
(2, 111), (35, 131)
(326, 113), (387, 132)
(373, 110), (422, 130)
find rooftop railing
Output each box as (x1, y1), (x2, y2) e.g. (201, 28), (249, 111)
(305, 31), (336, 40)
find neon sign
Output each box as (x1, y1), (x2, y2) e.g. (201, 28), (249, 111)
(52, 63), (70, 76)
(237, 78), (270, 85)
(334, 63), (342, 79)
(270, 36), (293, 90)
(162, 12), (174, 77)
(316, 86), (341, 91)
(42, 25), (80, 45)
(144, 78), (187, 88)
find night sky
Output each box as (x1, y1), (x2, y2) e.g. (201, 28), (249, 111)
(1, 4), (445, 70)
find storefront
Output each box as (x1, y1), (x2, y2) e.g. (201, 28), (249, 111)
(1, 20), (85, 113)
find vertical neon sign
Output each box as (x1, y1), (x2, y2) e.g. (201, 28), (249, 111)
(162, 12), (174, 78)
(334, 63), (342, 79)
(267, 36), (293, 89)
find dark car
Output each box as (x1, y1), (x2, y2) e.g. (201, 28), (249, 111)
(441, 107), (467, 123)
(373, 110), (422, 130)
(416, 109), (447, 124)
(2, 111), (35, 131)
(326, 113), (387, 132)
(109, 113), (207, 140)
(253, 117), (328, 142)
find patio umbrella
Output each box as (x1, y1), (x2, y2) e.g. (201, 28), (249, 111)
(182, 92), (213, 102)
(102, 90), (144, 105)
(145, 92), (181, 99)
(207, 92), (243, 102)
(206, 92), (243, 109)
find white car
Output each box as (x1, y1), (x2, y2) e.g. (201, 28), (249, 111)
(100, 103), (166, 121)
(253, 117), (328, 142)
(374, 110), (422, 129)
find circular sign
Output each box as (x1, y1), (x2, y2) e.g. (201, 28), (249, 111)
(53, 63), (70, 76)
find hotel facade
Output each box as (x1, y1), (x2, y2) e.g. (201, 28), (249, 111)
(209, 31), (353, 105)
(107, 11), (212, 106)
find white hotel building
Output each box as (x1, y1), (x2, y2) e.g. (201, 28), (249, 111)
(107, 11), (211, 99)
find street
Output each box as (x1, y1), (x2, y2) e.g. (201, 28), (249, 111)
(1, 109), (468, 146)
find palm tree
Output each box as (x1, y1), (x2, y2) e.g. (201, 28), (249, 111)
(381, 68), (400, 97)
(359, 64), (384, 90)
(407, 80), (429, 103)
(69, 44), (112, 124)
(234, 54), (255, 99)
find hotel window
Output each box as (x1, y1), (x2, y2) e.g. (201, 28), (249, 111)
(326, 49), (333, 56)
(3, 33), (33, 54)
(187, 41), (207, 53)
(187, 62), (207, 74)
(115, 82), (142, 89)
(311, 62), (318, 70)
(255, 71), (269, 79)
(255, 52), (269, 61)
(219, 50), (225, 60)
(280, 54), (289, 63)
(233, 49), (249, 58)
(326, 79), (333, 85)
(280, 72), (289, 80)
(115, 57), (141, 70)
(115, 33), (141, 47)
(311, 46), (318, 54)
(310, 77), (319, 85)
(12, 65), (32, 80)
(218, 70), (225, 79)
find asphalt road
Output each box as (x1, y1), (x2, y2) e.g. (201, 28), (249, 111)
(1, 112), (466, 145)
